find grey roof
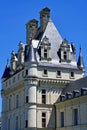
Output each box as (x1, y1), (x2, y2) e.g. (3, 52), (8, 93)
(77, 48), (85, 70)
(2, 65), (10, 79)
(39, 19), (63, 63)
(62, 76), (87, 95)
(25, 43), (37, 62)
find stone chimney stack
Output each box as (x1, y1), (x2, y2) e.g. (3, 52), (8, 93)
(40, 7), (50, 32)
(26, 19), (38, 44)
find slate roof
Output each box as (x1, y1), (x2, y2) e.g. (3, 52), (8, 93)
(39, 19), (63, 64)
(2, 65), (10, 79)
(25, 43), (37, 62)
(62, 76), (87, 95)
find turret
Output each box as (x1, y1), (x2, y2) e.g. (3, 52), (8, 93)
(25, 40), (37, 77)
(40, 7), (50, 32)
(26, 19), (38, 44)
(24, 40), (38, 129)
(77, 47), (85, 72)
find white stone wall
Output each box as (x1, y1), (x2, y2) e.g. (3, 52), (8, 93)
(37, 67), (84, 81)
(56, 95), (87, 130)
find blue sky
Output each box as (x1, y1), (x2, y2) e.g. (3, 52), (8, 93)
(0, 0), (87, 113)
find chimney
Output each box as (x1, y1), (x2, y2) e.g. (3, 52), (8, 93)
(40, 7), (50, 32)
(26, 19), (38, 44)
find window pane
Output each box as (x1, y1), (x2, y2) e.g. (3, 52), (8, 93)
(61, 112), (64, 127)
(44, 49), (47, 59)
(44, 69), (47, 75)
(42, 118), (46, 128)
(71, 72), (74, 77)
(42, 90), (46, 94)
(42, 95), (46, 104)
(63, 51), (67, 60)
(74, 109), (78, 125)
(57, 71), (61, 76)
(42, 113), (46, 117)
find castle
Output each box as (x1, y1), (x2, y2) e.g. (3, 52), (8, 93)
(1, 7), (87, 130)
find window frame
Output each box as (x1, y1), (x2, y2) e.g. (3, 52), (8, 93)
(56, 70), (61, 78)
(44, 49), (48, 60)
(60, 112), (64, 127)
(73, 108), (78, 126)
(42, 89), (46, 104)
(70, 71), (75, 79)
(63, 51), (67, 60)
(43, 69), (48, 77)
(42, 112), (46, 128)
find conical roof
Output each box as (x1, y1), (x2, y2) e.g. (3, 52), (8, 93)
(77, 48), (85, 70)
(2, 65), (10, 79)
(26, 42), (36, 62)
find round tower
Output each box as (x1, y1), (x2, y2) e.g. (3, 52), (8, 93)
(24, 40), (38, 130)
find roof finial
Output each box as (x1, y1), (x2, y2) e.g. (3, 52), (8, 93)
(77, 47), (85, 72)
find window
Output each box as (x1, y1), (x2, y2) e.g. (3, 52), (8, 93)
(57, 71), (61, 77)
(60, 112), (64, 127)
(63, 51), (67, 60)
(26, 96), (28, 103)
(70, 72), (74, 78)
(22, 71), (24, 77)
(8, 118), (10, 130)
(42, 90), (46, 104)
(16, 95), (19, 108)
(42, 112), (46, 128)
(13, 77), (15, 83)
(43, 69), (47, 75)
(25, 120), (28, 128)
(16, 116), (18, 130)
(8, 98), (11, 111)
(73, 109), (78, 125)
(26, 69), (28, 75)
(9, 79), (11, 85)
(44, 49), (47, 59)
(18, 74), (20, 80)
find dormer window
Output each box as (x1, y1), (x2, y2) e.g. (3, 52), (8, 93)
(39, 36), (51, 61)
(59, 39), (71, 63)
(63, 51), (67, 60)
(44, 49), (47, 59)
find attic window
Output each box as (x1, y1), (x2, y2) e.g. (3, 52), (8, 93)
(44, 49), (47, 59)
(63, 51), (67, 60)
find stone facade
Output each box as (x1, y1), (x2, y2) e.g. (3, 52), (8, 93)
(1, 7), (86, 130)
(56, 77), (87, 130)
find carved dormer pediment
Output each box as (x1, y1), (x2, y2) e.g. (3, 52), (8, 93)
(60, 39), (69, 48)
(39, 36), (51, 61)
(41, 36), (51, 46)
